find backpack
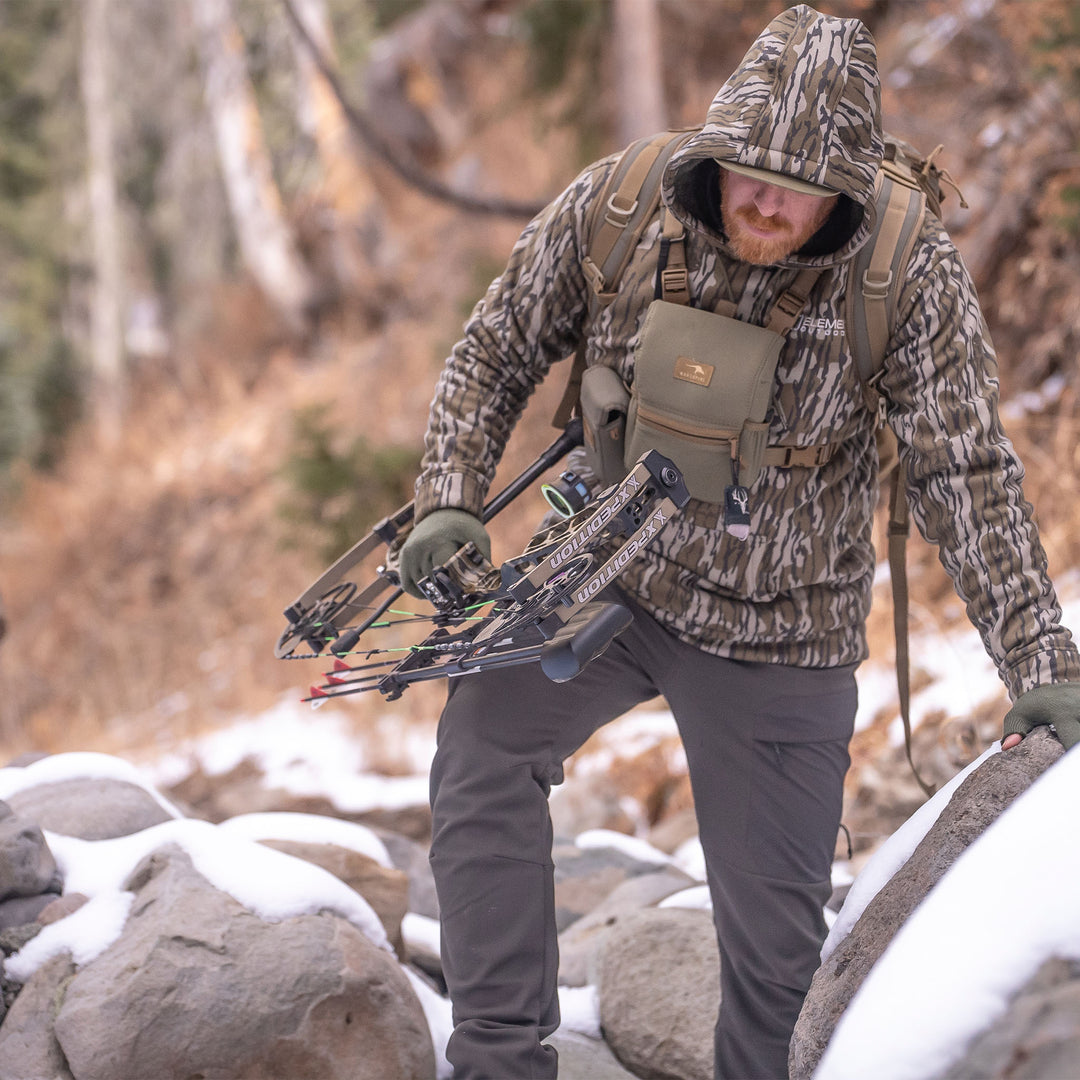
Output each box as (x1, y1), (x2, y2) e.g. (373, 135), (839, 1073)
(552, 129), (965, 796)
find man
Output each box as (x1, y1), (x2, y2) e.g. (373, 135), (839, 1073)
(398, 6), (1080, 1078)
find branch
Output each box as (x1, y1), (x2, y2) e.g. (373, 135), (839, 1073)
(280, 0), (547, 220)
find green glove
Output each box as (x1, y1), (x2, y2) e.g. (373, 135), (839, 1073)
(1003, 683), (1080, 751)
(398, 508), (491, 599)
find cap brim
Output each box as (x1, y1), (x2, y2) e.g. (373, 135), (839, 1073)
(719, 161), (838, 197)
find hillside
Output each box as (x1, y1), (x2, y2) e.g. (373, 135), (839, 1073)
(0, 0), (1078, 799)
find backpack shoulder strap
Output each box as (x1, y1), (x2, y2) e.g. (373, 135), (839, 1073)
(581, 129), (696, 307)
(846, 166), (927, 386)
(847, 165), (936, 798)
(553, 130), (694, 429)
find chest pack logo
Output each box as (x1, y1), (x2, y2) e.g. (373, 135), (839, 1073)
(793, 314), (846, 338)
(673, 356), (714, 387)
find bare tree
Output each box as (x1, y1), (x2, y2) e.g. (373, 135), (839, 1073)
(612, 0), (667, 145)
(281, 0), (546, 219)
(80, 0), (126, 435)
(286, 0), (380, 296)
(190, 0), (320, 335)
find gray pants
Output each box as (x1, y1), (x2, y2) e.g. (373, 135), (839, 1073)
(429, 595), (857, 1079)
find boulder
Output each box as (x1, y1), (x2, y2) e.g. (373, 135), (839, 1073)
(376, 827), (439, 919)
(548, 1030), (640, 1079)
(553, 836), (674, 932)
(258, 837), (409, 959)
(0, 892), (60, 931)
(791, 728), (1064, 1080)
(165, 761), (433, 842)
(49, 844), (436, 1080)
(557, 867), (696, 987)
(0, 800), (60, 900)
(5, 778), (175, 840)
(597, 907), (719, 1080)
(937, 957), (1080, 1080)
(0, 952), (77, 1079)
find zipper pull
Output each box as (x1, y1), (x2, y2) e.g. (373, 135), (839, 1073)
(723, 449), (751, 541)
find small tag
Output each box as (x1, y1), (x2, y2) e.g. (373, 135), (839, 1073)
(674, 356), (714, 387)
(723, 484), (751, 541)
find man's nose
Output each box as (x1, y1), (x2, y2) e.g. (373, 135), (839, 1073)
(753, 184), (785, 216)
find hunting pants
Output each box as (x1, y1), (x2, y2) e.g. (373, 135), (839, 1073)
(429, 593), (857, 1080)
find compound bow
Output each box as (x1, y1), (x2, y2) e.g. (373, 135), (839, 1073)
(276, 420), (690, 702)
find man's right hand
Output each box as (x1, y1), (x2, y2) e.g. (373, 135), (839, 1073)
(398, 509), (491, 599)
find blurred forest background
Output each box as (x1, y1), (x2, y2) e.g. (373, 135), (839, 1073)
(0, 0), (1079, 771)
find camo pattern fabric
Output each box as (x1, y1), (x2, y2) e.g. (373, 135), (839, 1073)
(414, 4), (1079, 699)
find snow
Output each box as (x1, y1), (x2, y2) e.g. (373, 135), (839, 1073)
(6, 816), (391, 983)
(147, 695), (433, 812)
(0, 750), (186, 820)
(574, 827), (675, 868)
(820, 742), (999, 961)
(217, 810), (393, 868)
(4, 574), (1080, 1079)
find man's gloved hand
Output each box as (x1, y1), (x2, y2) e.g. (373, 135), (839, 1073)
(1002, 683), (1080, 751)
(398, 508), (491, 599)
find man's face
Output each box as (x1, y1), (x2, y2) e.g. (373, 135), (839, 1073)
(719, 168), (838, 265)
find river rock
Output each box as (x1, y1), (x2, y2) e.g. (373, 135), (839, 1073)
(5, 777), (175, 840)
(937, 956), (1080, 1079)
(0, 952), (77, 1079)
(557, 867), (696, 987)
(791, 728), (1064, 1079)
(258, 837), (409, 958)
(50, 844), (435, 1080)
(597, 906), (718, 1080)
(0, 801), (59, 900)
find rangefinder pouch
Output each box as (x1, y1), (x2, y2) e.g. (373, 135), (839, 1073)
(580, 364), (631, 487)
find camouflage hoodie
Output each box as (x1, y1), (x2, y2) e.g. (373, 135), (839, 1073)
(414, 4), (1079, 699)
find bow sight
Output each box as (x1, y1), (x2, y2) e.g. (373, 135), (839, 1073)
(276, 419), (689, 702)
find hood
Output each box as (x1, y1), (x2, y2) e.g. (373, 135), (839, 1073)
(663, 4), (884, 263)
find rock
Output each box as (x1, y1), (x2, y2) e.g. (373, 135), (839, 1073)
(552, 836), (673, 932)
(558, 867), (696, 987)
(0, 892), (60, 931)
(597, 907), (719, 1080)
(50, 844), (436, 1080)
(552, 736), (693, 839)
(548, 1030), (640, 1079)
(165, 761), (433, 842)
(0, 801), (60, 900)
(791, 728), (1063, 1080)
(936, 957), (1080, 1080)
(258, 837), (410, 959)
(645, 806), (700, 855)
(0, 952), (77, 1079)
(376, 827), (439, 919)
(37, 893), (89, 926)
(0, 922), (42, 955)
(5, 777), (175, 839)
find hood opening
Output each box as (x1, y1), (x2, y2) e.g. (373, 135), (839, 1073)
(675, 159), (865, 261)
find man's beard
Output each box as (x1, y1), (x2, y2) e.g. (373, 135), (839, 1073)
(720, 180), (835, 265)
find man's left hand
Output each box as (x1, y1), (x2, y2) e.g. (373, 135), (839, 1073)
(1002, 683), (1080, 751)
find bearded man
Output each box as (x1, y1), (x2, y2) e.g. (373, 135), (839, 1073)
(396, 5), (1080, 1077)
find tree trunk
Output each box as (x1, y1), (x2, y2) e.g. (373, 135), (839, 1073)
(286, 0), (379, 298)
(611, 0), (667, 146)
(189, 0), (320, 335)
(80, 0), (125, 436)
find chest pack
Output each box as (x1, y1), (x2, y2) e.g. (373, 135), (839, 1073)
(550, 128), (965, 796)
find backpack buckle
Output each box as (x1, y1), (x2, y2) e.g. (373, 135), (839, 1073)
(604, 193), (638, 228)
(862, 269), (893, 301)
(660, 267), (689, 302)
(773, 288), (807, 320)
